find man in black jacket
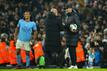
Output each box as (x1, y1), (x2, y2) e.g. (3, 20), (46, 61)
(44, 8), (64, 67)
(64, 4), (80, 69)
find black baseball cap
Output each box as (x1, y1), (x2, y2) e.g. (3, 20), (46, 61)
(66, 3), (72, 8)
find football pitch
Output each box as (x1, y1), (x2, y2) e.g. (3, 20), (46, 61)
(0, 69), (107, 71)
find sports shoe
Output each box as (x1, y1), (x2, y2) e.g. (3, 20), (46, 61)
(86, 66), (93, 69)
(74, 65), (78, 69)
(68, 65), (78, 69)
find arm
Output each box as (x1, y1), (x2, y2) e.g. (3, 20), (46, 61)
(63, 16), (71, 31)
(58, 16), (64, 31)
(33, 30), (37, 41)
(14, 20), (21, 41)
(32, 22), (38, 41)
(14, 27), (19, 41)
(74, 14), (80, 31)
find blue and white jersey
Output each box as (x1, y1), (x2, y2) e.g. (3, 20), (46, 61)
(17, 19), (37, 41)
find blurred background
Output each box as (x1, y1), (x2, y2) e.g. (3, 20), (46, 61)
(0, 0), (107, 68)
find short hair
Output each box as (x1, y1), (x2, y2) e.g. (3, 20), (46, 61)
(24, 10), (31, 14)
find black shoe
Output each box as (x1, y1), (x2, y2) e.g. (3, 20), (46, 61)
(15, 65), (23, 69)
(25, 66), (32, 69)
(39, 66), (45, 69)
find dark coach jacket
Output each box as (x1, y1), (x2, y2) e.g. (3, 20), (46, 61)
(64, 11), (80, 47)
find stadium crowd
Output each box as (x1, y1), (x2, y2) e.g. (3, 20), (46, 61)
(0, 0), (107, 69)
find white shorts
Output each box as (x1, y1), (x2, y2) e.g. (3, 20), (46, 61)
(16, 40), (31, 51)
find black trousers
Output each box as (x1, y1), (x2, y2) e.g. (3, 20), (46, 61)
(45, 49), (65, 67)
(68, 46), (77, 65)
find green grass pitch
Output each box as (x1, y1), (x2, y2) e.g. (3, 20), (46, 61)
(0, 69), (107, 71)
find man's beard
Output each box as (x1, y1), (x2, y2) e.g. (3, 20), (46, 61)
(67, 13), (72, 16)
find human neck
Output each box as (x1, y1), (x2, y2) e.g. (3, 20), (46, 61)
(25, 18), (30, 22)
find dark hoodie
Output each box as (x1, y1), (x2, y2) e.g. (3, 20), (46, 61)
(44, 12), (63, 52)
